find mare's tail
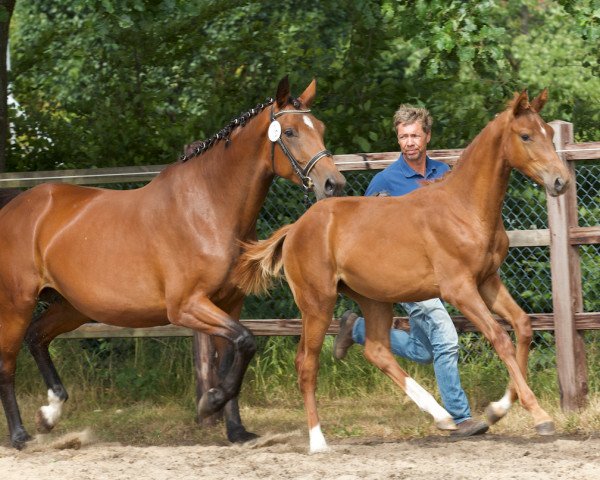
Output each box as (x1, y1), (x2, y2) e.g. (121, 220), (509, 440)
(235, 224), (293, 296)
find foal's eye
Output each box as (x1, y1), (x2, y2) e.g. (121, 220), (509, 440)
(284, 128), (294, 137)
(520, 134), (531, 141)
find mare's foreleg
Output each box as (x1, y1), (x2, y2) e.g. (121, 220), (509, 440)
(169, 295), (256, 418)
(357, 298), (456, 431)
(444, 281), (554, 434)
(212, 334), (259, 443)
(24, 300), (88, 433)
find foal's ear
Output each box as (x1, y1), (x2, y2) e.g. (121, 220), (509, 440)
(276, 75), (290, 108)
(530, 88), (548, 113)
(512, 90), (530, 116)
(298, 79), (317, 108)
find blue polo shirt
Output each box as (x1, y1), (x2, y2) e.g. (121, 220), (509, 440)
(365, 154), (450, 197)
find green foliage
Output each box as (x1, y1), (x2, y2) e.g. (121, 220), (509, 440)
(7, 0), (599, 173)
(16, 337), (196, 404)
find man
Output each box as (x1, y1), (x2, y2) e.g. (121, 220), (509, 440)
(333, 104), (488, 437)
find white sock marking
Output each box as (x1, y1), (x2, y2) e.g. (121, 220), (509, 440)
(490, 389), (513, 415)
(40, 389), (64, 426)
(405, 378), (452, 423)
(309, 424), (329, 453)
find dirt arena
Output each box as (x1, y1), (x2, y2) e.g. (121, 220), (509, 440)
(0, 430), (599, 480)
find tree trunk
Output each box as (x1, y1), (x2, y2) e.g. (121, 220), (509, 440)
(0, 0), (16, 173)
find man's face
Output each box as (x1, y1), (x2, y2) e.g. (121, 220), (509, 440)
(396, 121), (431, 164)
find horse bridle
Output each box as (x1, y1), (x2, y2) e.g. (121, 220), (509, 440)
(269, 105), (332, 203)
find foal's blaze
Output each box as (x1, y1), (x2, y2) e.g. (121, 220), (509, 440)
(0, 77), (345, 450)
(236, 90), (569, 453)
(506, 89), (568, 197)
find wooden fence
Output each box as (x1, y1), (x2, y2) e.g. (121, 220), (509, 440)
(1, 120), (599, 413)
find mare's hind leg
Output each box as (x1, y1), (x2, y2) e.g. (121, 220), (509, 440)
(443, 280), (553, 434)
(0, 305), (36, 449)
(168, 294), (256, 418)
(24, 297), (88, 433)
(356, 298), (455, 431)
(478, 274), (554, 433)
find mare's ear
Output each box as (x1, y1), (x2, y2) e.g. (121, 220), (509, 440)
(530, 88), (548, 113)
(512, 90), (530, 116)
(276, 75), (290, 108)
(298, 79), (317, 108)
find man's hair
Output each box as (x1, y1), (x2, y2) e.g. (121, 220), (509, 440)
(393, 104), (433, 134)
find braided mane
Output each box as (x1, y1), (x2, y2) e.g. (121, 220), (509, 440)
(180, 97), (275, 162)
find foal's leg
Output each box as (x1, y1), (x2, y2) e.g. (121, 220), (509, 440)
(478, 273), (536, 426)
(169, 295), (256, 417)
(444, 282), (554, 434)
(357, 299), (455, 431)
(294, 303), (336, 453)
(24, 300), (88, 433)
(0, 306), (35, 449)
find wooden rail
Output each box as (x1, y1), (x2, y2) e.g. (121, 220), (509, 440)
(1, 121), (598, 411)
(56, 312), (600, 339)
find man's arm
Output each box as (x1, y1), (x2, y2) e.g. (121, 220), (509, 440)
(365, 172), (391, 196)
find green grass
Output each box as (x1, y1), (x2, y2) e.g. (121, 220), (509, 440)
(2, 334), (599, 447)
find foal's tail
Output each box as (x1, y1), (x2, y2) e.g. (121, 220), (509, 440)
(235, 224), (293, 296)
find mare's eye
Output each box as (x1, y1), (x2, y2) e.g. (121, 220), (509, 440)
(520, 134), (531, 141)
(284, 128), (294, 137)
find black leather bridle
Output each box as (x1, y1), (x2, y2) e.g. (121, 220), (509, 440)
(269, 105), (332, 205)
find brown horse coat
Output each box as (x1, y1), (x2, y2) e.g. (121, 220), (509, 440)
(0, 77), (346, 449)
(236, 90), (571, 453)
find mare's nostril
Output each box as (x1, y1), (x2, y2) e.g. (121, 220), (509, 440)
(325, 179), (335, 196)
(554, 177), (565, 192)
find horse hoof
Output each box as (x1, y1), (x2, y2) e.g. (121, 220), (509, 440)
(435, 417), (457, 431)
(309, 445), (331, 454)
(535, 421), (555, 436)
(11, 428), (32, 450)
(35, 409), (55, 433)
(227, 425), (259, 444)
(198, 388), (226, 417)
(485, 404), (507, 425)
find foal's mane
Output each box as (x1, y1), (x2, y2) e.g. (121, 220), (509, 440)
(180, 95), (305, 163)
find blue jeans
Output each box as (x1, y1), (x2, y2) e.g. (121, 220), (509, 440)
(351, 298), (471, 424)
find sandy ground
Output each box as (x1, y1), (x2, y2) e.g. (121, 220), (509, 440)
(0, 430), (599, 480)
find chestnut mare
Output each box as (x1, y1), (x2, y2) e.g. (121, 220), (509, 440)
(235, 90), (570, 453)
(0, 77), (346, 449)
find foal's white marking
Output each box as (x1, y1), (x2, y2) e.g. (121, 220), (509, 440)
(309, 424), (329, 453)
(40, 389), (64, 426)
(405, 378), (453, 423)
(303, 115), (315, 130)
(537, 119), (547, 138)
(489, 389), (513, 415)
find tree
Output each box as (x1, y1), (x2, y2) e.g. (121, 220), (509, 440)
(7, 0), (599, 173)
(0, 0), (15, 172)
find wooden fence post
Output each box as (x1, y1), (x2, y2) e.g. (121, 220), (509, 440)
(192, 332), (223, 425)
(547, 120), (588, 410)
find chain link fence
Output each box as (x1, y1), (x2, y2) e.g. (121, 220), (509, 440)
(242, 160), (600, 374)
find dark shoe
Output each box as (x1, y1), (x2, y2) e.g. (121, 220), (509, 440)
(450, 418), (489, 437)
(333, 310), (358, 360)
